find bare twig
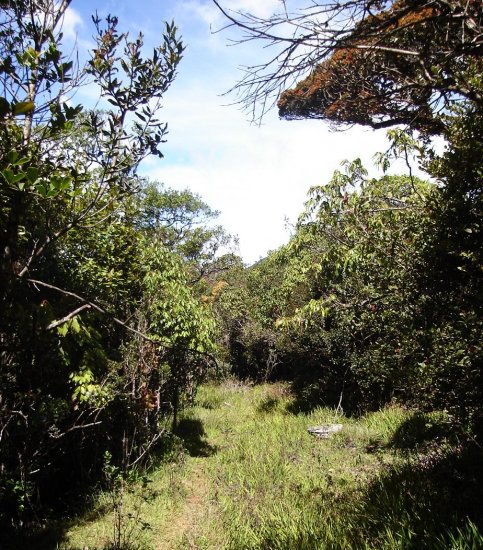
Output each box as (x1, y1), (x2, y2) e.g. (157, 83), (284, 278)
(46, 304), (92, 330)
(27, 277), (157, 342)
(49, 420), (103, 440)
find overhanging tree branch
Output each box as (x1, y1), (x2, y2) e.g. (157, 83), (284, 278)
(26, 277), (219, 368)
(27, 277), (161, 343)
(213, 0), (483, 126)
(46, 304), (92, 330)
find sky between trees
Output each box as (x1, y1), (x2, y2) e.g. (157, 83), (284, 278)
(68, 0), (419, 263)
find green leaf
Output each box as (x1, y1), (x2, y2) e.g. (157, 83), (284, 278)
(11, 156), (29, 166)
(36, 183), (48, 197)
(0, 96), (10, 117)
(12, 101), (35, 116)
(7, 151), (18, 164)
(57, 324), (69, 337)
(2, 168), (15, 184)
(27, 167), (39, 182)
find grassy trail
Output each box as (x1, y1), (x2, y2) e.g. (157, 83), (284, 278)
(154, 458), (211, 549)
(64, 381), (482, 550)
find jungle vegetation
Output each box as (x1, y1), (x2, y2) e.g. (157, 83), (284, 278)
(0, 0), (481, 547)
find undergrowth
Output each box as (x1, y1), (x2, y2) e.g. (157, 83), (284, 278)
(42, 381), (483, 549)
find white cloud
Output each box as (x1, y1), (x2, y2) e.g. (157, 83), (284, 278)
(139, 83), (408, 264)
(61, 7), (84, 41)
(180, 0), (281, 28)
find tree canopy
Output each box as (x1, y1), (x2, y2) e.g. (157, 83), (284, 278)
(214, 0), (482, 126)
(213, 0), (482, 426)
(0, 0), (222, 526)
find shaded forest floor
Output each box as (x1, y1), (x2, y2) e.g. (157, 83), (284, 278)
(28, 381), (483, 549)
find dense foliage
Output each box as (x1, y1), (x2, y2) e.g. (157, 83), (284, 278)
(0, 0), (481, 542)
(213, 0), (482, 428)
(0, 0), (226, 527)
(215, 152), (481, 425)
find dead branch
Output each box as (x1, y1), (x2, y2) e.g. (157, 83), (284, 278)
(46, 304), (92, 330)
(212, 0), (483, 123)
(27, 277), (157, 343)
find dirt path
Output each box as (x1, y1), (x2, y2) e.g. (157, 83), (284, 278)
(153, 456), (217, 550)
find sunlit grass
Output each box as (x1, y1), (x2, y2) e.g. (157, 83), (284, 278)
(63, 444), (188, 550)
(61, 380), (483, 550)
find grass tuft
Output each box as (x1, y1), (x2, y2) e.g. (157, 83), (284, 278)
(59, 382), (482, 550)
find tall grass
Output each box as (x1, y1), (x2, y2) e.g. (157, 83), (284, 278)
(60, 381), (482, 549)
(193, 382), (482, 550)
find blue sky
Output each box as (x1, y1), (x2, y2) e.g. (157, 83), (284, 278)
(63, 0), (405, 264)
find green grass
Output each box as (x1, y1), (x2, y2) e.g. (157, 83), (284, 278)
(58, 380), (483, 549)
